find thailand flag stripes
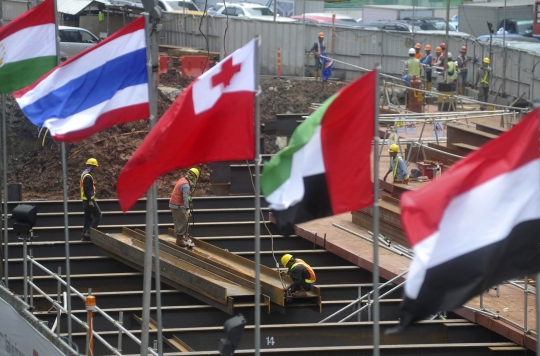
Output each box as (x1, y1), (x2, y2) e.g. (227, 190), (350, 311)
(14, 17), (149, 142)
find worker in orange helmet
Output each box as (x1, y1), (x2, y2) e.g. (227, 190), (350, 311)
(420, 44), (433, 91)
(414, 43), (423, 60)
(310, 32), (326, 81)
(170, 168), (200, 248)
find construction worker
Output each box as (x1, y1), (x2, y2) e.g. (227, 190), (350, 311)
(384, 144), (409, 184)
(414, 43), (423, 60)
(457, 46), (470, 95)
(439, 42), (447, 57)
(403, 48), (421, 84)
(433, 46), (445, 74)
(281, 254), (316, 298)
(476, 58), (491, 111)
(446, 52), (457, 83)
(170, 168), (199, 247)
(81, 158), (102, 241)
(420, 44), (433, 91)
(310, 32), (325, 81)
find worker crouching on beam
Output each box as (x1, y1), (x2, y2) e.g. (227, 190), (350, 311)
(281, 254), (316, 298)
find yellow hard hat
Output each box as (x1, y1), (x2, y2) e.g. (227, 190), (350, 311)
(188, 167), (200, 180)
(388, 144), (400, 153)
(281, 254), (293, 267)
(86, 158), (99, 167)
(483, 57), (490, 64)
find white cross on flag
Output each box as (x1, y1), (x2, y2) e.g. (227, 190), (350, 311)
(117, 39), (257, 212)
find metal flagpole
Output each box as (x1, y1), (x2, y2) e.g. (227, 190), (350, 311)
(254, 35), (261, 356)
(141, 10), (161, 354)
(152, 184), (163, 356)
(2, 94), (7, 289)
(51, 0), (73, 342)
(372, 65), (381, 356)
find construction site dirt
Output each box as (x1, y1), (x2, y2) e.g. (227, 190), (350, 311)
(3, 71), (347, 201)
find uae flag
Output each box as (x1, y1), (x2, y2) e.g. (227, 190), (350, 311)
(117, 39), (256, 212)
(0, 0), (56, 94)
(396, 110), (540, 330)
(261, 71), (376, 236)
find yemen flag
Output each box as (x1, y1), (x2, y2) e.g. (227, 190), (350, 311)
(396, 110), (540, 331)
(0, 0), (56, 94)
(261, 71), (375, 236)
(117, 39), (256, 212)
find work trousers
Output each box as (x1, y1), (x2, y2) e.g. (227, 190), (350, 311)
(82, 200), (102, 237)
(171, 207), (189, 237)
(478, 86), (489, 103)
(458, 71), (467, 87)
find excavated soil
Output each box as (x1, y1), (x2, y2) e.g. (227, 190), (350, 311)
(4, 71), (347, 201)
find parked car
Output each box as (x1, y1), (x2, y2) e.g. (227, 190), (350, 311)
(216, 2), (296, 22)
(59, 26), (100, 59)
(477, 34), (540, 54)
(369, 20), (421, 32)
(302, 12), (357, 23)
(158, 0), (202, 12)
(290, 14), (343, 24)
(110, 0), (143, 7)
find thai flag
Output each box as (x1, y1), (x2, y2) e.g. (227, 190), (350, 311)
(14, 17), (149, 142)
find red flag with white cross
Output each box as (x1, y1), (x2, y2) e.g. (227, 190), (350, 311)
(117, 39), (256, 212)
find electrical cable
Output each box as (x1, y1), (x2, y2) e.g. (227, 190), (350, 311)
(245, 160), (286, 290)
(223, 2), (229, 57)
(198, 0), (210, 74)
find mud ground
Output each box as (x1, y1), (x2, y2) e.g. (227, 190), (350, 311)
(3, 71), (346, 201)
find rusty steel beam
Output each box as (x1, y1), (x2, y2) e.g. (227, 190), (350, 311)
(91, 228), (263, 315)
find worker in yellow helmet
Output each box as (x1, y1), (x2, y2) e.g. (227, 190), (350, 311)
(280, 254), (316, 298)
(310, 32), (326, 81)
(384, 144), (410, 184)
(81, 158), (102, 241)
(169, 168), (200, 248)
(475, 58), (491, 111)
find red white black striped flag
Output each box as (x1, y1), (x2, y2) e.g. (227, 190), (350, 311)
(396, 110), (540, 330)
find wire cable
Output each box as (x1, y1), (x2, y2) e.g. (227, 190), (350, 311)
(198, 0), (210, 73)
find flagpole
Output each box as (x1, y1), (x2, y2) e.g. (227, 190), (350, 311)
(372, 65), (381, 356)
(254, 34), (262, 356)
(52, 0), (73, 342)
(1, 94), (7, 289)
(140, 12), (161, 355)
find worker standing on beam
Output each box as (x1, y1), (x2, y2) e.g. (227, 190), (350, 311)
(384, 144), (409, 184)
(170, 168), (199, 247)
(457, 46), (470, 95)
(420, 44), (433, 91)
(475, 58), (491, 111)
(81, 158), (102, 241)
(310, 32), (325, 82)
(446, 52), (457, 83)
(281, 254), (316, 298)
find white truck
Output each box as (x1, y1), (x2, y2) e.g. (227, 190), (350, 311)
(362, 5), (435, 24)
(458, 1), (533, 38)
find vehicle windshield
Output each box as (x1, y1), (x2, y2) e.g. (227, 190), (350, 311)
(340, 18), (357, 23)
(516, 20), (533, 35)
(244, 7), (274, 16)
(166, 1), (198, 10)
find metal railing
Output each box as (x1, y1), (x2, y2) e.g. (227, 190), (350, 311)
(23, 255), (159, 356)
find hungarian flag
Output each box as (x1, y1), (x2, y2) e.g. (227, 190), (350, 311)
(117, 39), (256, 212)
(396, 110), (540, 331)
(0, 0), (56, 94)
(261, 71), (376, 236)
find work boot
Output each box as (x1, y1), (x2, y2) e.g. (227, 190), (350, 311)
(458, 87), (464, 95)
(176, 235), (188, 247)
(292, 290), (307, 297)
(314, 70), (319, 81)
(81, 233), (90, 242)
(426, 82), (432, 92)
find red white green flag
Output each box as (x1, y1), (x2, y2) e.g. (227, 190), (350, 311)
(0, 0), (56, 94)
(261, 71), (376, 236)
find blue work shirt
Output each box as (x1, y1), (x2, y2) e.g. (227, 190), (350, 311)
(421, 53), (432, 72)
(389, 155), (409, 181)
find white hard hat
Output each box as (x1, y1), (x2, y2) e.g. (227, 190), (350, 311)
(447, 52), (453, 59)
(408, 48), (415, 55)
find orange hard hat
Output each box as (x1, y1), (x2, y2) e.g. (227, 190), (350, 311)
(435, 46), (442, 52)
(425, 44), (432, 50)
(440, 42), (446, 49)
(460, 45), (467, 52)
(414, 43), (421, 49)
(318, 32), (325, 38)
